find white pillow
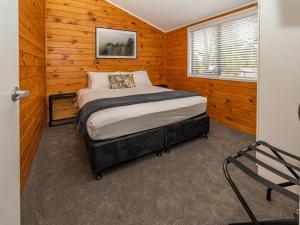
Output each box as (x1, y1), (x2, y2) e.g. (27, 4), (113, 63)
(132, 71), (152, 87)
(88, 72), (122, 89)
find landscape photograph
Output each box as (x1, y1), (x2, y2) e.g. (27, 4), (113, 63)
(96, 28), (137, 58)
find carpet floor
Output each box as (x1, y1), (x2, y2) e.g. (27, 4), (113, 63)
(21, 121), (298, 225)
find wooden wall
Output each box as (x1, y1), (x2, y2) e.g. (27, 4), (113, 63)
(19, 0), (46, 189)
(45, 0), (256, 134)
(46, 0), (166, 120)
(165, 4), (257, 135)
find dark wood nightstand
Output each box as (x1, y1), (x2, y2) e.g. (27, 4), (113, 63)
(155, 84), (168, 88)
(49, 93), (77, 127)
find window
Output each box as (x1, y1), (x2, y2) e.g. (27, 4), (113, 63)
(188, 9), (258, 81)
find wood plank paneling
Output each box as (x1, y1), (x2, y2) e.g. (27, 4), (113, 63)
(46, 0), (166, 120)
(45, 0), (256, 134)
(19, 0), (46, 189)
(165, 4), (257, 136)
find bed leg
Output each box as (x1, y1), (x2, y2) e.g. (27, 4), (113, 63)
(203, 133), (208, 139)
(165, 148), (171, 153)
(95, 173), (103, 180)
(156, 151), (163, 157)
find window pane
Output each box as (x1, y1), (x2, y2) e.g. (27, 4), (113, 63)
(189, 12), (258, 80)
(191, 26), (218, 75)
(220, 15), (258, 79)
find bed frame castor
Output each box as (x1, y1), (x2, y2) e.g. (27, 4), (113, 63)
(95, 173), (103, 180)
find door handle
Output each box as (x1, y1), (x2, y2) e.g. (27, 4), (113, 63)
(11, 87), (29, 101)
(298, 104), (300, 121)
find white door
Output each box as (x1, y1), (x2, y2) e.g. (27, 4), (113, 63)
(258, 0), (300, 190)
(0, 1), (21, 225)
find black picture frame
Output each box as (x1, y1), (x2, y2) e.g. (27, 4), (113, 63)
(95, 27), (137, 59)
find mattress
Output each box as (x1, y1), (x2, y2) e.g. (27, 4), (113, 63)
(77, 86), (207, 140)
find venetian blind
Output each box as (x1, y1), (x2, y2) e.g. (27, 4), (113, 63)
(189, 11), (258, 80)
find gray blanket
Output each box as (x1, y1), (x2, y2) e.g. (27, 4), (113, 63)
(76, 90), (199, 135)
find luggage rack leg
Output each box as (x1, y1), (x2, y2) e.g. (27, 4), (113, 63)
(224, 157), (259, 225)
(264, 149), (298, 202)
(255, 141), (299, 202)
(266, 181), (295, 201)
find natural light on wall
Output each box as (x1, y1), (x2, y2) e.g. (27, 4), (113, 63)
(188, 8), (258, 81)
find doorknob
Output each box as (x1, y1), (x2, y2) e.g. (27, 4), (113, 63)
(11, 87), (29, 101)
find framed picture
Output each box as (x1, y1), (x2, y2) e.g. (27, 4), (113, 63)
(96, 28), (137, 59)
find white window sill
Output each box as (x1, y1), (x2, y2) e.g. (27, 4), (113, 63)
(188, 74), (257, 83)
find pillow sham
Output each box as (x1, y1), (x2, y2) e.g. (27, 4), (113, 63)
(132, 71), (152, 87)
(88, 72), (111, 89)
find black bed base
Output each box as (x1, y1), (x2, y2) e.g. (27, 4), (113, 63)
(85, 113), (210, 179)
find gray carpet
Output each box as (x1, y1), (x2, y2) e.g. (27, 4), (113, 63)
(21, 121), (298, 225)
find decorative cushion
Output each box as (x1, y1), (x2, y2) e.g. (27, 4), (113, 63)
(119, 71), (152, 87)
(122, 74), (136, 88)
(108, 74), (126, 89)
(108, 74), (136, 89)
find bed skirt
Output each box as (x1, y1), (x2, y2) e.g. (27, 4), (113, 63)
(85, 113), (210, 177)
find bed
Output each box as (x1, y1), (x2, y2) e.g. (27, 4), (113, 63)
(77, 71), (210, 179)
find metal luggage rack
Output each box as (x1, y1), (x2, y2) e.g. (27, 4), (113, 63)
(224, 141), (299, 225)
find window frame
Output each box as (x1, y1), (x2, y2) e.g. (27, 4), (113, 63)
(187, 7), (258, 82)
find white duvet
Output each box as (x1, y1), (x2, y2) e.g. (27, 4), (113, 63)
(77, 86), (207, 140)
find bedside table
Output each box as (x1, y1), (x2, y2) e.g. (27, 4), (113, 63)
(155, 84), (168, 88)
(49, 93), (77, 127)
